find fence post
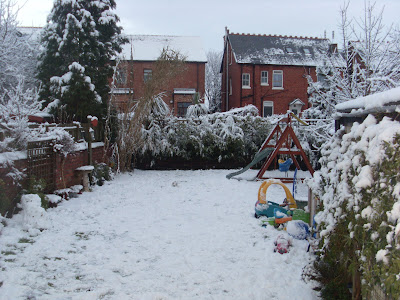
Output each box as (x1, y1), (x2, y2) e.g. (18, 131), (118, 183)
(308, 188), (315, 226)
(83, 123), (93, 166)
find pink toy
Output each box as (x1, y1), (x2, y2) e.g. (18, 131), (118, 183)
(274, 234), (292, 254)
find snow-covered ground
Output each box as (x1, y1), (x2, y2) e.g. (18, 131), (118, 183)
(0, 170), (318, 299)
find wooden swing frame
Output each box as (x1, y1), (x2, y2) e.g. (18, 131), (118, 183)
(256, 113), (315, 182)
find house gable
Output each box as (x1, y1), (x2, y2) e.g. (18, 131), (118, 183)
(221, 29), (330, 115)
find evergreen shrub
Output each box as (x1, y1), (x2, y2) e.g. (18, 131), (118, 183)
(309, 115), (400, 299)
(135, 105), (272, 168)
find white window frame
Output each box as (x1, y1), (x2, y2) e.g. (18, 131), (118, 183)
(242, 73), (250, 89)
(144, 69), (152, 82)
(115, 67), (127, 85)
(261, 71), (268, 86)
(286, 47), (294, 54)
(272, 70), (283, 89)
(263, 101), (274, 117)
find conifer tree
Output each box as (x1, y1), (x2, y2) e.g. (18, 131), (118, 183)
(37, 0), (126, 122)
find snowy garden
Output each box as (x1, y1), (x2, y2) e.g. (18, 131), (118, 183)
(0, 170), (320, 299)
(1, 0), (400, 299)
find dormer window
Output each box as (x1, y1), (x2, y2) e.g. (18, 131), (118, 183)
(304, 48), (311, 55)
(285, 47), (294, 54)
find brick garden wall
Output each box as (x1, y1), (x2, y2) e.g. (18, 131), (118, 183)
(0, 144), (106, 217)
(54, 144), (105, 190)
(0, 157), (28, 217)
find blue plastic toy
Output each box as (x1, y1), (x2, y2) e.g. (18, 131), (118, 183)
(278, 158), (293, 172)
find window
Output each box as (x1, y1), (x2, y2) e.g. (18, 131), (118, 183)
(286, 47), (294, 54)
(229, 78), (232, 95)
(317, 73), (329, 88)
(272, 70), (283, 89)
(242, 73), (250, 88)
(317, 73), (326, 83)
(177, 102), (191, 117)
(261, 71), (268, 85)
(115, 67), (127, 85)
(144, 69), (152, 82)
(304, 48), (311, 56)
(263, 101), (274, 117)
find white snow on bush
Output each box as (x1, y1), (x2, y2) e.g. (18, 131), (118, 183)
(312, 113), (400, 280)
(46, 194), (62, 204)
(376, 249), (389, 265)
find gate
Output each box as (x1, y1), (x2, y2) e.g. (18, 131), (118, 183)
(27, 139), (55, 193)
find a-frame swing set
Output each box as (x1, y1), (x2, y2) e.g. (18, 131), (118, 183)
(256, 112), (314, 182)
(226, 112), (314, 182)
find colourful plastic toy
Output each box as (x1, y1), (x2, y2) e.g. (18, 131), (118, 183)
(278, 158), (293, 172)
(274, 234), (292, 254)
(255, 180), (297, 218)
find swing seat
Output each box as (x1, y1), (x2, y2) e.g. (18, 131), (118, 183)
(279, 158), (293, 172)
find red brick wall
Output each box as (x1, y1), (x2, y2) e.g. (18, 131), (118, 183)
(54, 145), (105, 190)
(113, 61), (205, 115)
(0, 159), (28, 216)
(221, 39), (317, 115)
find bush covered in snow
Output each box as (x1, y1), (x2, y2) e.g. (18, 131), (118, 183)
(310, 115), (400, 298)
(134, 104), (271, 167)
(0, 79), (43, 152)
(293, 118), (335, 169)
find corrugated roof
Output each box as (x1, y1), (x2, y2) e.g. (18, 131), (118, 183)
(229, 33), (330, 66)
(120, 35), (207, 62)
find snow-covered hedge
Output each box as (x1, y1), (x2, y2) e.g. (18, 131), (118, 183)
(135, 105), (271, 166)
(311, 115), (400, 298)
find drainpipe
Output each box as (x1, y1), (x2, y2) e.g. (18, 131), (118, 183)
(225, 27), (229, 111)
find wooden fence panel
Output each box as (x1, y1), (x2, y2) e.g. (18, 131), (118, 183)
(27, 139), (55, 193)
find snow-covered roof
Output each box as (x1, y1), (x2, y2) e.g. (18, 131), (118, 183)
(228, 33), (330, 66)
(335, 87), (400, 116)
(120, 35), (207, 63)
(17, 27), (42, 43)
(289, 99), (306, 106)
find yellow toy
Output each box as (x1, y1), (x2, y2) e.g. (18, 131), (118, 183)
(257, 179), (297, 209)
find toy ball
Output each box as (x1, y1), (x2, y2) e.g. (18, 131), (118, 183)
(286, 220), (310, 240)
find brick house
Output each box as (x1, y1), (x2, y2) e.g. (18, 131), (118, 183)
(221, 28), (330, 116)
(112, 35), (207, 117)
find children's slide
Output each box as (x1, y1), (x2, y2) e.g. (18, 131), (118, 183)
(226, 148), (273, 180)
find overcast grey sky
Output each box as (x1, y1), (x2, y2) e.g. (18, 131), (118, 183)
(16, 0), (400, 51)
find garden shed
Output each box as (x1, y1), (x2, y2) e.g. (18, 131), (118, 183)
(335, 87), (400, 132)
